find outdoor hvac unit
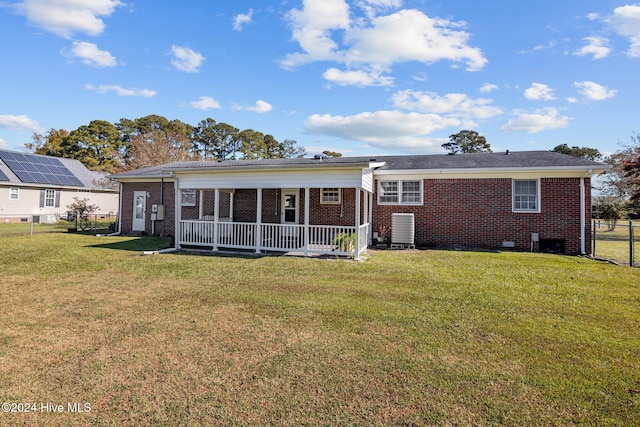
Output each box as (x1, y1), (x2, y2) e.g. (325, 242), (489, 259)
(391, 213), (415, 248)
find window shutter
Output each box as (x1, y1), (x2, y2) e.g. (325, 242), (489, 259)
(55, 190), (60, 208)
(39, 189), (45, 208)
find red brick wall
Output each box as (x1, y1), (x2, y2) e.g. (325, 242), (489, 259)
(121, 178), (591, 255)
(372, 178), (591, 255)
(120, 181), (175, 235)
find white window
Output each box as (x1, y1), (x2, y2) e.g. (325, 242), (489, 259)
(181, 189), (196, 206)
(321, 188), (341, 204)
(44, 189), (56, 207)
(513, 179), (540, 212)
(9, 187), (19, 200)
(402, 181), (421, 204)
(378, 180), (422, 205)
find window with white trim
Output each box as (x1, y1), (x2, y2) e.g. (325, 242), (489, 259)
(181, 189), (196, 206)
(44, 189), (56, 207)
(513, 179), (539, 212)
(320, 188), (341, 204)
(378, 180), (422, 205)
(9, 187), (19, 200)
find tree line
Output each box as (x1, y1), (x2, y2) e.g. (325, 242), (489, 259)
(26, 119), (640, 212)
(25, 114), (306, 173)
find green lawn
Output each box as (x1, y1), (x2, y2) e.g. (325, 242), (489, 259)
(0, 234), (639, 426)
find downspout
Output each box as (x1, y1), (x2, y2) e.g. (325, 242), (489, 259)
(160, 177), (165, 235)
(580, 169), (593, 255)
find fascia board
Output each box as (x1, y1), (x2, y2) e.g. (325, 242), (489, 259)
(168, 162), (374, 175)
(111, 176), (175, 183)
(373, 165), (612, 179)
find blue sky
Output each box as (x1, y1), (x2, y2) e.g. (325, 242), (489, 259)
(0, 0), (638, 157)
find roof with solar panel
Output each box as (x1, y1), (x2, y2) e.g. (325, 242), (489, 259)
(0, 149), (110, 189)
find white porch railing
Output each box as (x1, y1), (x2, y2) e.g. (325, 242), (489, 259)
(179, 220), (369, 258)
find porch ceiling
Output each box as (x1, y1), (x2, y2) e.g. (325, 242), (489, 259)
(176, 167), (375, 192)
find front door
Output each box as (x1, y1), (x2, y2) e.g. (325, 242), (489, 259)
(281, 189), (299, 237)
(132, 191), (146, 231)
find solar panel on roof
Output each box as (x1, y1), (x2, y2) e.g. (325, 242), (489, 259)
(0, 169), (9, 181)
(0, 150), (84, 187)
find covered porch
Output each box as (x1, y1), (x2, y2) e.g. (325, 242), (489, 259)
(172, 161), (378, 259)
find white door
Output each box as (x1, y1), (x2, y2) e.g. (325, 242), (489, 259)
(281, 189), (299, 237)
(132, 191), (146, 231)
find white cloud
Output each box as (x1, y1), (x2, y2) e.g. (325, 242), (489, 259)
(170, 45), (205, 73)
(67, 41), (116, 68)
(573, 81), (617, 101)
(13, 0), (122, 38)
(304, 110), (460, 151)
(0, 138), (7, 149)
(281, 0), (351, 68)
(501, 108), (570, 133)
(524, 83), (556, 101)
(233, 9), (253, 31)
(0, 114), (44, 133)
(85, 84), (156, 97)
(323, 68), (394, 87)
(189, 96), (221, 110)
(281, 1), (487, 87)
(479, 83), (498, 93)
(245, 100), (273, 114)
(606, 4), (640, 57)
(574, 36), (611, 60)
(391, 90), (502, 120)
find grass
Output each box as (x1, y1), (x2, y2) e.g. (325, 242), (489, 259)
(0, 218), (115, 237)
(0, 233), (639, 426)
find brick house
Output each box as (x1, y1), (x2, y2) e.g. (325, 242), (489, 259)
(110, 151), (610, 258)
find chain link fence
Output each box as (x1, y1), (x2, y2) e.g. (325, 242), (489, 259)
(592, 220), (639, 267)
(0, 213), (117, 237)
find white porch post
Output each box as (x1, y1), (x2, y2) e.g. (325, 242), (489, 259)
(304, 187), (310, 257)
(229, 192), (234, 221)
(213, 188), (220, 251)
(355, 188), (361, 258)
(174, 177), (181, 250)
(198, 190), (204, 219)
(256, 188), (263, 254)
(368, 190), (373, 243)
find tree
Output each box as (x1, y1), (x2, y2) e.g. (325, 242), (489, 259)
(63, 120), (123, 173)
(593, 196), (632, 231)
(442, 130), (492, 154)
(117, 115), (194, 165)
(192, 119), (240, 160)
(25, 129), (69, 157)
(552, 144), (602, 161)
(67, 197), (98, 231)
(622, 151), (640, 201)
(125, 129), (198, 170)
(237, 129), (265, 159)
(599, 132), (640, 198)
(322, 150), (342, 157)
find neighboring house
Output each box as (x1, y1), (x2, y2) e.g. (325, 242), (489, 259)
(0, 149), (119, 223)
(110, 151), (610, 258)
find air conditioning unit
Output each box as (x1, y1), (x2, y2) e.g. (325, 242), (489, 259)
(32, 214), (58, 224)
(391, 213), (415, 248)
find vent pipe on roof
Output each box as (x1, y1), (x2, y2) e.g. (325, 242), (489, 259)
(506, 150), (510, 155)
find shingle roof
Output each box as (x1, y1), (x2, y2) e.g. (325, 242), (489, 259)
(374, 150), (608, 170)
(111, 150), (610, 179)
